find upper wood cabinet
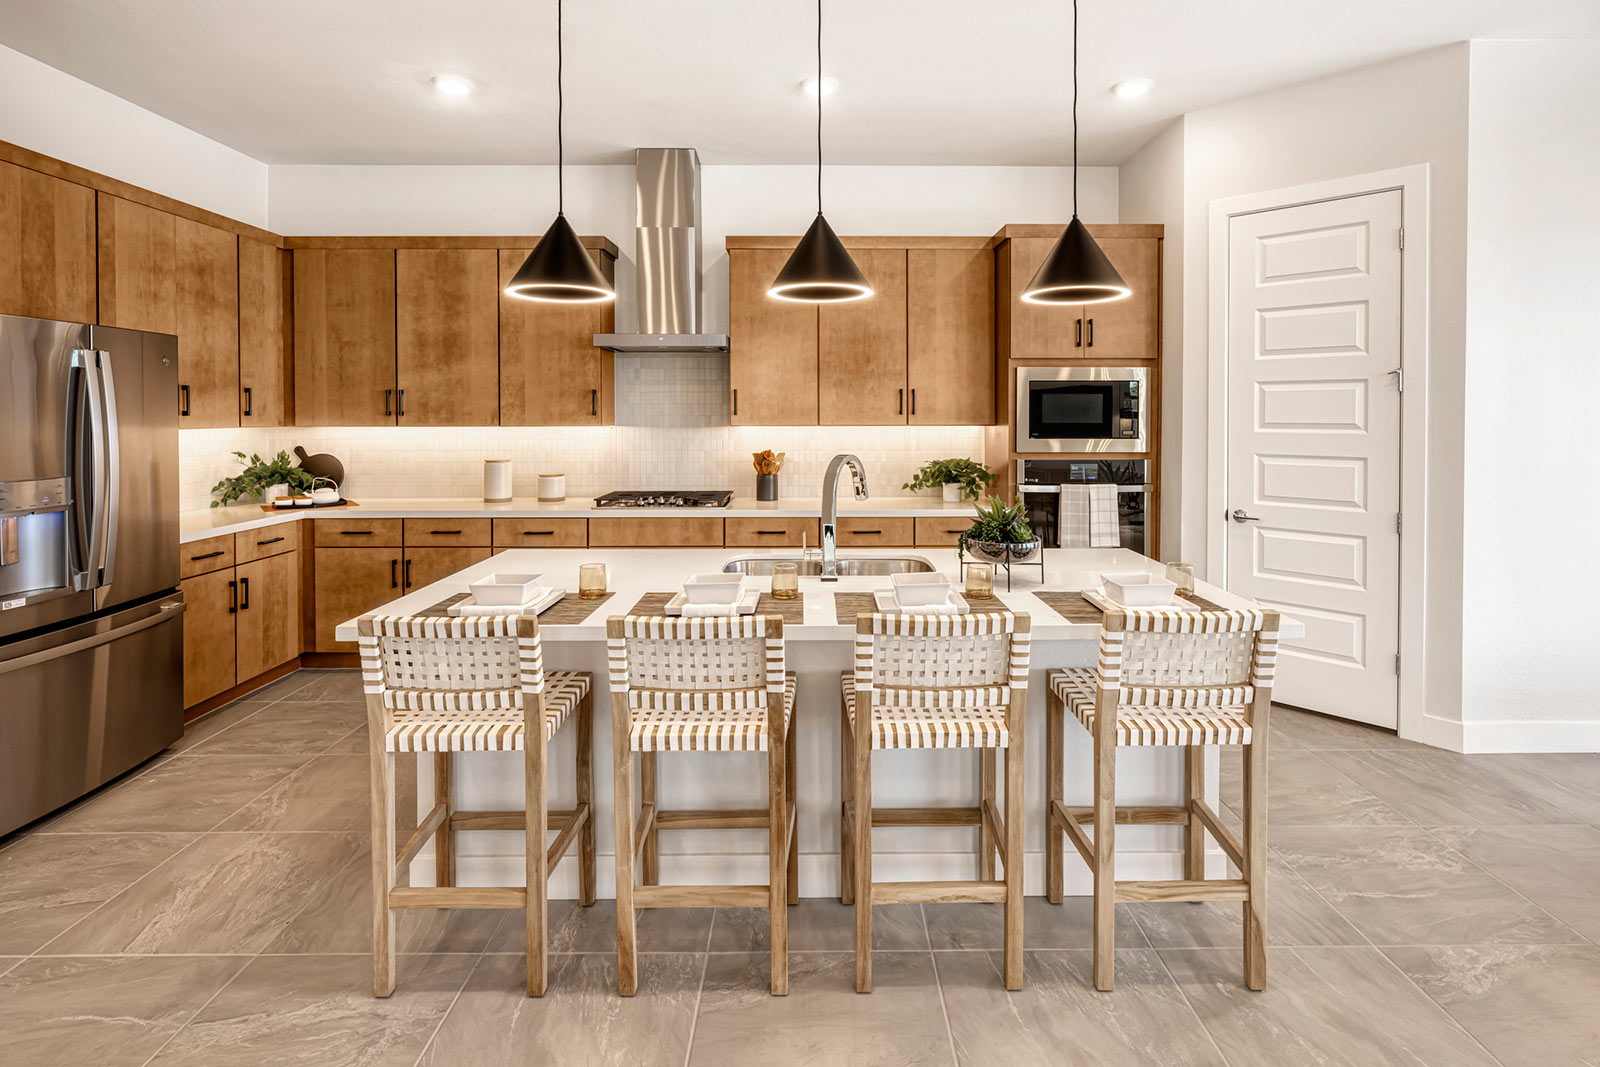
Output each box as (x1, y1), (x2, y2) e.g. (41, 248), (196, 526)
(728, 246), (818, 425)
(0, 161), (95, 322)
(498, 245), (616, 426)
(907, 246), (994, 425)
(174, 217), (239, 427)
(396, 249), (499, 425)
(97, 194), (177, 334)
(819, 247), (907, 425)
(997, 225), (1161, 362)
(1073, 237), (1160, 361)
(293, 248), (397, 425)
(238, 236), (292, 425)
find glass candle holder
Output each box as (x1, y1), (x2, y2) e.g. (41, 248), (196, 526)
(1166, 561), (1196, 598)
(770, 562), (800, 600)
(578, 563), (608, 600)
(964, 562), (994, 600)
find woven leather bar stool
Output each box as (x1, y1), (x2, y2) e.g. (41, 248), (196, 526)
(607, 614), (797, 996)
(842, 610), (1031, 992)
(1045, 605), (1279, 991)
(359, 613), (595, 997)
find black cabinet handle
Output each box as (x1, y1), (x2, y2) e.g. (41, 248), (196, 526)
(1075, 319), (1083, 347)
(404, 558), (412, 588)
(228, 579), (237, 614)
(391, 559), (399, 589)
(898, 389), (904, 415)
(339, 530), (374, 536)
(755, 529), (787, 535)
(429, 530), (462, 536)
(591, 389), (597, 416)
(854, 529), (883, 535)
(1087, 318), (1094, 347)
(522, 530), (555, 536)
(242, 386), (253, 417)
(385, 389), (393, 417)
(732, 389), (738, 416)
(946, 528), (965, 534)
(396, 389), (405, 418)
(189, 550), (225, 561)
(179, 384), (191, 416)
(256, 536), (285, 546)
(239, 577), (250, 610)
(910, 389), (916, 416)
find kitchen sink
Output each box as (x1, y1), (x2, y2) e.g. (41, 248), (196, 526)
(720, 555), (938, 577)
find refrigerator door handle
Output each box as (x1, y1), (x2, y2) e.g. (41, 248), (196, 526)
(70, 350), (109, 587)
(0, 599), (184, 678)
(66, 359), (93, 584)
(96, 351), (122, 588)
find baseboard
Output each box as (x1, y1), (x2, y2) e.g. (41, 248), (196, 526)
(300, 651), (360, 669)
(182, 660), (299, 722)
(1459, 718), (1600, 754)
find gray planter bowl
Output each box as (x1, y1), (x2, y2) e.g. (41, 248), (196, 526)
(964, 538), (1041, 564)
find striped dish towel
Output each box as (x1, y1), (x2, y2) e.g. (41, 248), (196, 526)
(1089, 485), (1120, 548)
(1060, 486), (1091, 547)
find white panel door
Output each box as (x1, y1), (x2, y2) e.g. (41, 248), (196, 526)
(1225, 191), (1402, 727)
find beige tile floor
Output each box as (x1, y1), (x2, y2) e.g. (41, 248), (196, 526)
(2, 669), (1596, 1067)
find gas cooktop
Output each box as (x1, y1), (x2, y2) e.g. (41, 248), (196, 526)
(593, 490), (734, 508)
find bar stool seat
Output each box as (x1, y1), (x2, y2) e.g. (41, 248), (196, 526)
(384, 672), (591, 752)
(839, 675), (1010, 748)
(1050, 669), (1253, 746)
(629, 674), (796, 752)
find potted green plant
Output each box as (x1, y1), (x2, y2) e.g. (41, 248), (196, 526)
(903, 458), (996, 503)
(209, 450), (315, 507)
(958, 497), (1041, 563)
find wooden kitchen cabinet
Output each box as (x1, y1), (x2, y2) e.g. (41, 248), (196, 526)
(293, 248), (397, 425)
(492, 517), (588, 548)
(180, 567), (238, 708)
(314, 517), (404, 546)
(313, 545), (402, 652)
(180, 534), (236, 578)
(725, 517), (820, 549)
(499, 246), (616, 426)
(234, 551), (301, 680)
(836, 516), (916, 547)
(729, 247), (818, 425)
(235, 521), (301, 563)
(908, 247), (994, 425)
(914, 516), (975, 548)
(97, 194), (177, 334)
(397, 249), (500, 425)
(589, 516), (724, 548)
(402, 519), (492, 547)
(403, 546), (493, 592)
(819, 248), (908, 425)
(1072, 237), (1160, 361)
(174, 217), (240, 427)
(238, 236), (292, 425)
(1000, 235), (1077, 362)
(0, 161), (95, 322)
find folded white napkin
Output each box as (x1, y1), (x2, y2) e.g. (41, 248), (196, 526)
(680, 601), (740, 617)
(450, 587), (555, 616)
(894, 595), (961, 615)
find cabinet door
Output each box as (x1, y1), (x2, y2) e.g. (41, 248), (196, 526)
(588, 517), (724, 548)
(908, 247), (994, 425)
(175, 217), (239, 427)
(97, 195), (177, 334)
(499, 247), (615, 425)
(397, 249), (499, 426)
(313, 546), (402, 652)
(724, 517), (821, 549)
(180, 568), (238, 707)
(235, 552), (300, 679)
(1002, 235), (1079, 361)
(239, 237), (291, 425)
(403, 546), (493, 593)
(1074, 237), (1159, 361)
(819, 248), (907, 425)
(729, 248), (817, 425)
(293, 249), (397, 425)
(0, 161), (95, 322)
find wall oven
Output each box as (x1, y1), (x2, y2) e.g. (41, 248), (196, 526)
(1016, 366), (1148, 454)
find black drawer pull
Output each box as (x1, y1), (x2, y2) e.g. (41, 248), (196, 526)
(591, 389), (597, 416)
(180, 384), (191, 416)
(242, 386), (253, 416)
(385, 388), (393, 417)
(189, 550), (225, 561)
(1086, 318), (1094, 347)
(228, 579), (237, 614)
(396, 389), (405, 418)
(1075, 319), (1083, 347)
(523, 530), (555, 536)
(404, 558), (412, 588)
(732, 388), (738, 416)
(910, 390), (916, 416)
(897, 389), (903, 415)
(339, 530), (374, 536)
(239, 577), (250, 610)
(256, 536), (285, 546)
(854, 529), (883, 535)
(429, 530), (462, 536)
(946, 528), (965, 534)
(756, 529), (787, 535)
(391, 559), (399, 588)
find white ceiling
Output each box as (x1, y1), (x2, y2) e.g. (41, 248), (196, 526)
(2, 0), (1597, 166)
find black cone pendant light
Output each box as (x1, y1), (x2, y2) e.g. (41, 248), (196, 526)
(1022, 0), (1130, 306)
(504, 0), (615, 303)
(769, 0), (872, 303)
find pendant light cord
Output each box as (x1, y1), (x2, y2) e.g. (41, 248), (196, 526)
(557, 0), (565, 215)
(1072, 0), (1078, 218)
(816, 0), (823, 215)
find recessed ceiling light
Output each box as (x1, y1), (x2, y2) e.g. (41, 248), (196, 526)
(1111, 78), (1153, 100)
(431, 74), (474, 97)
(802, 75), (838, 98)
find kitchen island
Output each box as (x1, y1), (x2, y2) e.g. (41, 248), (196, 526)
(337, 547), (1301, 898)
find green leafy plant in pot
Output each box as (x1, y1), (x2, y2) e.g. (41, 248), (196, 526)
(210, 450), (315, 507)
(903, 458), (996, 503)
(958, 497), (1041, 563)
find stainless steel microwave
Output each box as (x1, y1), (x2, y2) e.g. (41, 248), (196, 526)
(1015, 366), (1148, 454)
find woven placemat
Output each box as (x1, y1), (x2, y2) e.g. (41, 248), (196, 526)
(623, 591), (805, 625)
(1031, 590), (1225, 622)
(832, 591), (1017, 625)
(422, 590), (615, 625)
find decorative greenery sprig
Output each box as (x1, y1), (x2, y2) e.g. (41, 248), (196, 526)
(957, 497), (1037, 555)
(210, 450), (314, 507)
(902, 458), (996, 501)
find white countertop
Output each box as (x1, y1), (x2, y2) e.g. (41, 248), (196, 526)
(180, 495), (987, 543)
(332, 547), (1304, 644)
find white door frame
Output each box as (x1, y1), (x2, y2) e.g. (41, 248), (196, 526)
(1206, 164), (1432, 743)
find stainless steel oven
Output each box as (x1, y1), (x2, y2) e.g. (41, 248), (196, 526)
(1016, 366), (1147, 454)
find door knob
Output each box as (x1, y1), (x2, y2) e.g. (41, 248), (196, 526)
(1231, 509), (1261, 523)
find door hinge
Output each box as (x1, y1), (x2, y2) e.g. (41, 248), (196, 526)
(1396, 512), (1403, 534)
(1398, 226), (1406, 250)
(1395, 653), (1401, 675)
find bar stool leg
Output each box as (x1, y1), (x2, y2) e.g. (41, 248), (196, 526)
(1242, 730), (1268, 990)
(434, 753), (454, 888)
(1046, 689), (1064, 905)
(852, 694), (873, 993)
(577, 692), (597, 906)
(640, 753), (660, 887)
(612, 706), (638, 997)
(785, 723), (800, 907)
(1184, 746), (1206, 882)
(980, 750), (998, 882)
(768, 729), (789, 995)
(1091, 725), (1117, 992)
(839, 704), (855, 905)
(525, 720), (549, 997)
(1003, 736), (1025, 991)
(369, 745), (398, 997)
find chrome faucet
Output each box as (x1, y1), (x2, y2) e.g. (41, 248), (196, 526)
(820, 454), (869, 581)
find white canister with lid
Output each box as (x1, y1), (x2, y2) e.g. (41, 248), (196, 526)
(483, 460), (512, 503)
(537, 473), (566, 502)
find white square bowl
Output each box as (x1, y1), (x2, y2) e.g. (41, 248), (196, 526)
(1099, 572), (1177, 607)
(890, 571), (953, 606)
(468, 572), (544, 606)
(684, 573), (744, 604)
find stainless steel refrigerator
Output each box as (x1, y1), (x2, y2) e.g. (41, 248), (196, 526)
(1, 314), (184, 836)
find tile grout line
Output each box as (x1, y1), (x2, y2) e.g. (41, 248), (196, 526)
(411, 911), (506, 1067)
(679, 909), (717, 1067)
(1361, 944), (1513, 1067)
(134, 953), (257, 1067)
(925, 904), (962, 1067)
(1149, 945), (1238, 1067)
(1410, 823), (1589, 946)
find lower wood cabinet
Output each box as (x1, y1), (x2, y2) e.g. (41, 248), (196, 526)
(725, 517), (820, 549)
(492, 517), (588, 548)
(180, 568), (239, 708)
(313, 546), (402, 652)
(836, 516), (916, 547)
(403, 545), (492, 592)
(180, 546), (301, 709)
(588, 516), (724, 548)
(914, 516), (975, 547)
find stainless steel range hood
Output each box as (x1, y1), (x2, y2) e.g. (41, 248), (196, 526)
(594, 148), (729, 354)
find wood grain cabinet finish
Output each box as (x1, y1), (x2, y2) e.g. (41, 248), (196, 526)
(397, 249), (500, 426)
(1072, 237), (1159, 361)
(724, 517), (821, 548)
(238, 236), (292, 425)
(728, 247), (818, 425)
(499, 247), (616, 425)
(234, 521), (301, 564)
(1001, 236), (1079, 362)
(819, 248), (908, 425)
(313, 517), (403, 547)
(588, 516), (725, 548)
(293, 248), (397, 425)
(180, 568), (238, 708)
(0, 161), (95, 322)
(180, 534), (236, 578)
(908, 247), (995, 425)
(402, 519), (492, 547)
(492, 517), (588, 548)
(97, 194), (177, 334)
(313, 546), (402, 652)
(835, 516), (916, 547)
(234, 552), (301, 680)
(174, 217), (240, 427)
(914, 516), (975, 547)
(403, 546), (493, 592)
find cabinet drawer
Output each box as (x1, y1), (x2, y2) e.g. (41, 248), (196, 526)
(836, 517), (915, 547)
(314, 517), (403, 547)
(235, 520), (302, 563)
(180, 534), (235, 578)
(725, 517), (820, 548)
(915, 516), (974, 547)
(588, 516), (724, 548)
(403, 518), (492, 547)
(492, 517), (588, 548)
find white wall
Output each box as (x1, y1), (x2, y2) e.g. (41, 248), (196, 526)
(1459, 40), (1600, 748)
(0, 43), (268, 226)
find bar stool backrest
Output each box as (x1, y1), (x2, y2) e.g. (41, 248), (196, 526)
(1096, 607), (1279, 711)
(854, 612), (1030, 708)
(357, 614), (545, 726)
(607, 615), (786, 708)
